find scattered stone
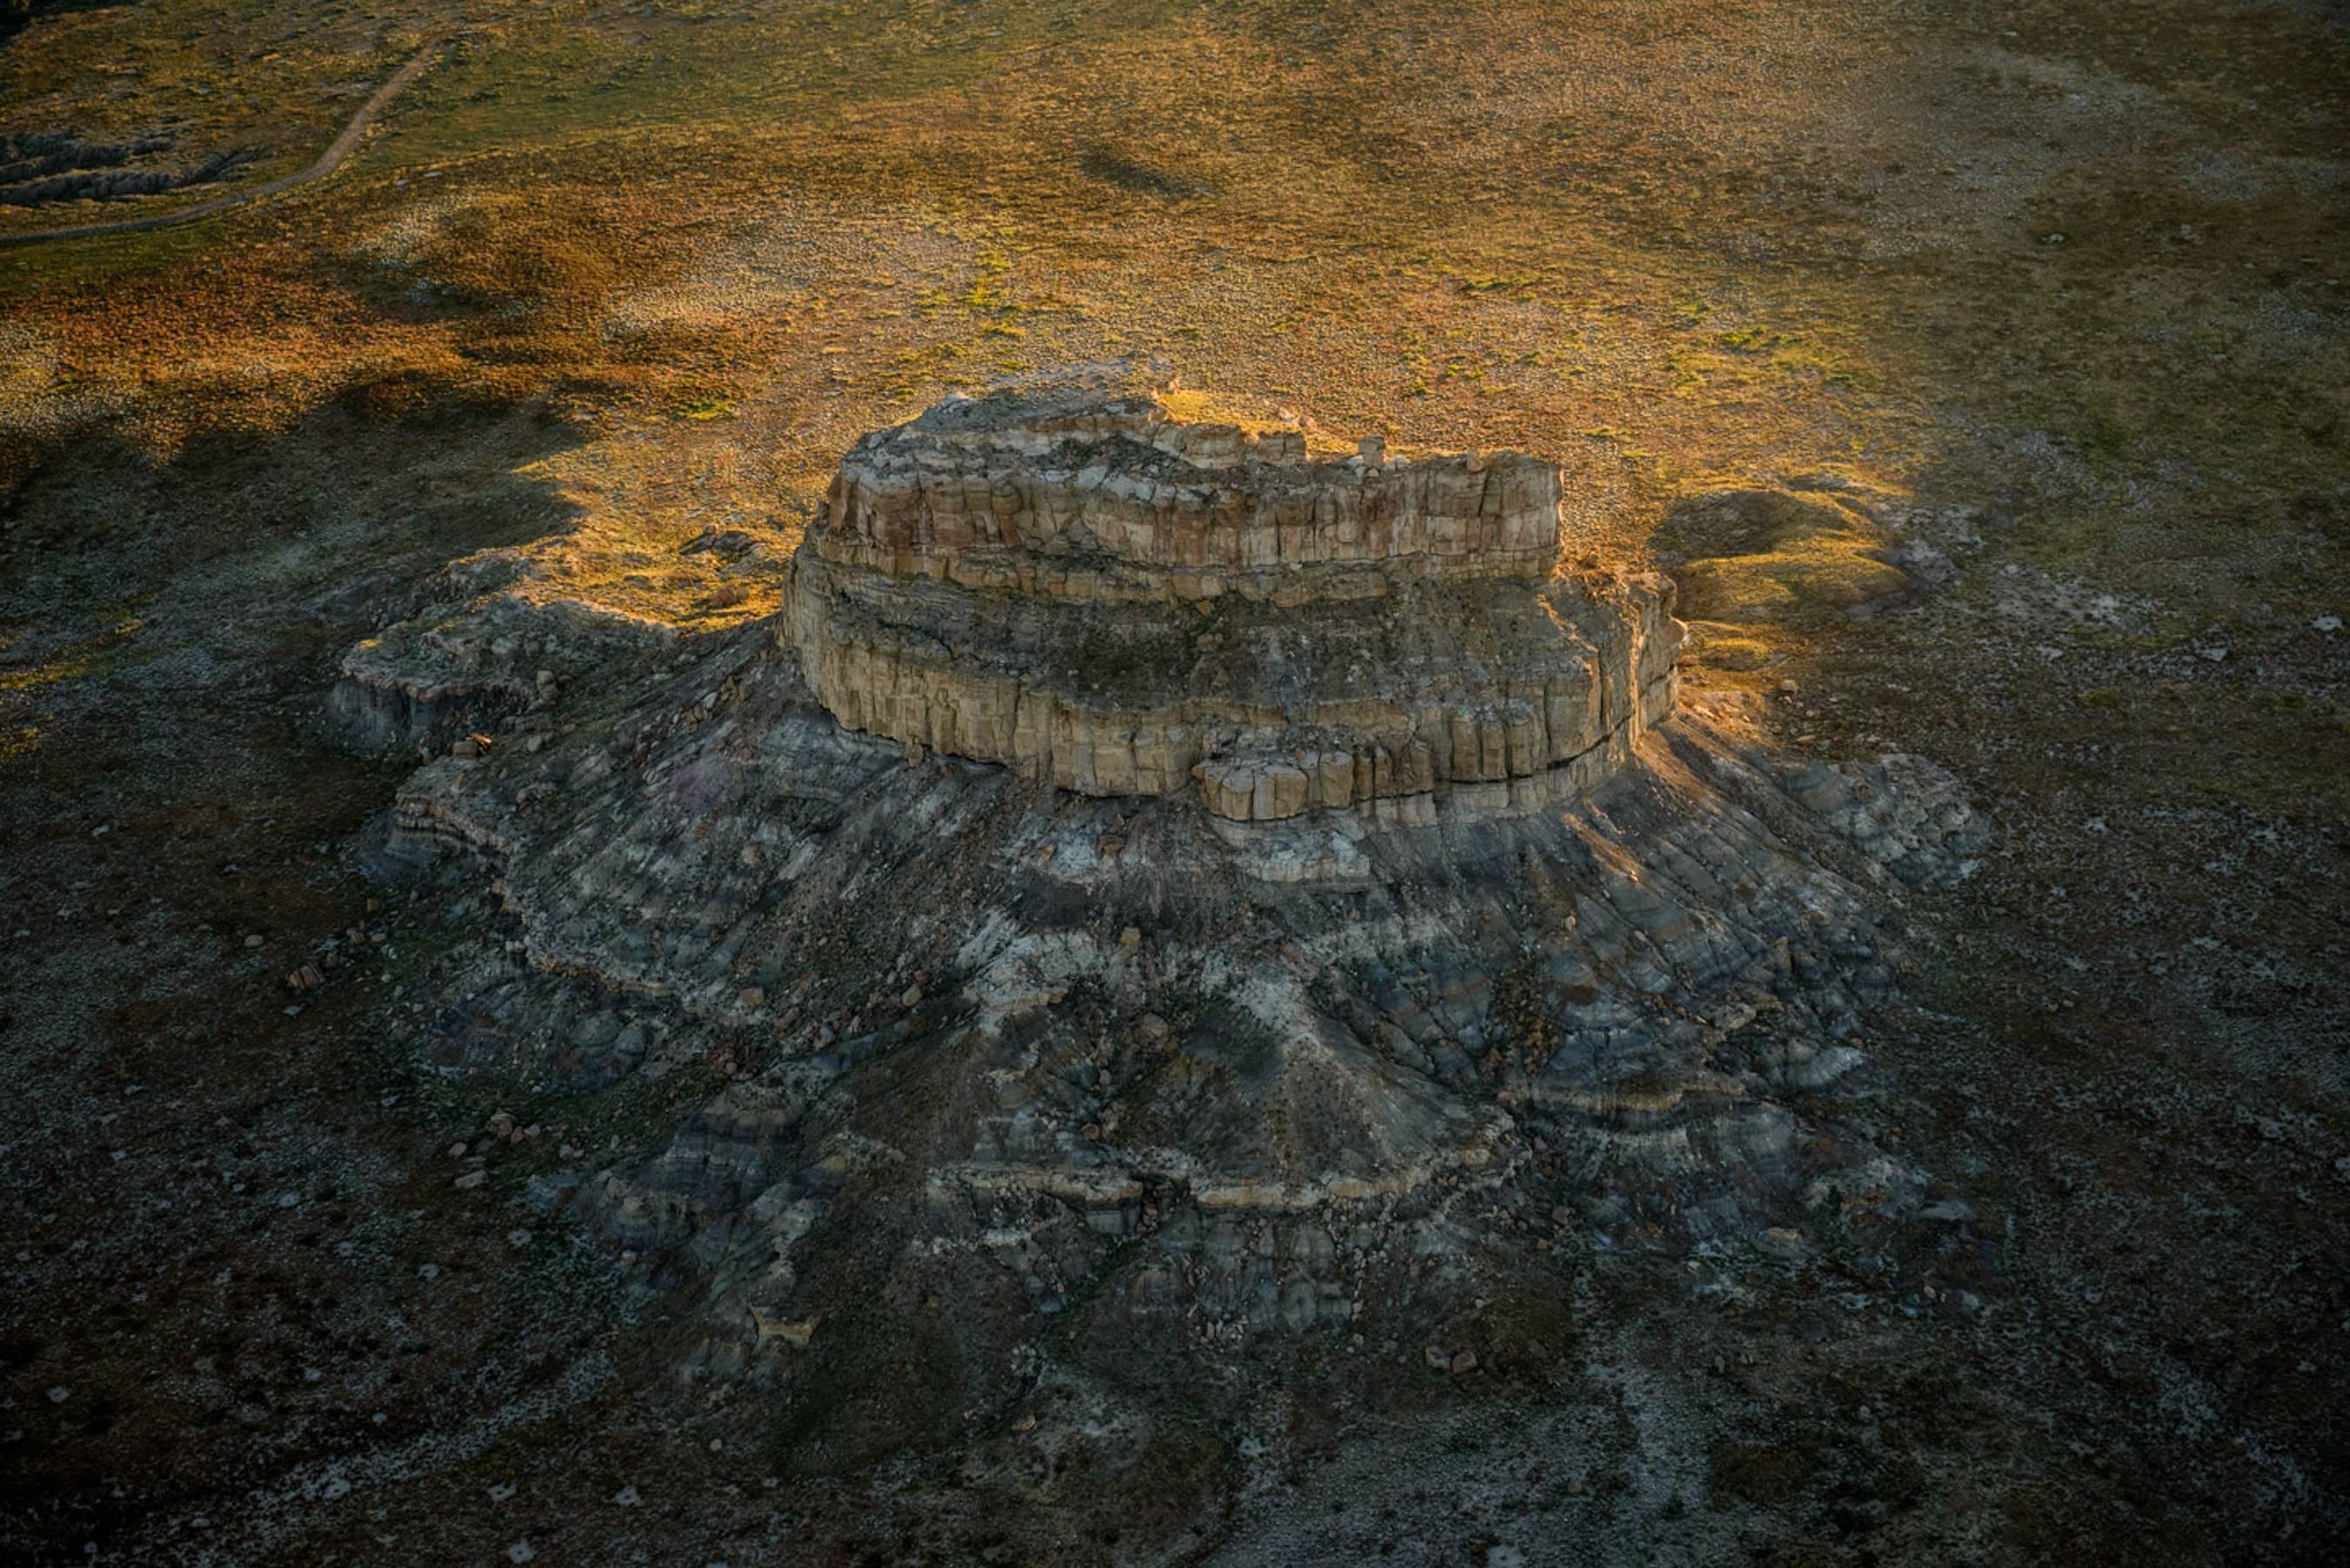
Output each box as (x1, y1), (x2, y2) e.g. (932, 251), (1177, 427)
(751, 1311), (819, 1349)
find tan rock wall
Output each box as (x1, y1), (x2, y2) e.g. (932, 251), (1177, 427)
(787, 556), (1681, 823)
(822, 440), (1561, 589)
(784, 381), (1681, 827)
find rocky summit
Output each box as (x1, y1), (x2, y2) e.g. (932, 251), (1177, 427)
(786, 368), (1682, 828)
(341, 372), (1989, 1442)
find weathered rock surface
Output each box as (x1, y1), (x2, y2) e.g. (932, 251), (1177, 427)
(330, 561), (675, 757)
(338, 374), (1990, 1448)
(354, 647), (1977, 1386)
(1782, 752), (1991, 888)
(785, 370), (1681, 821)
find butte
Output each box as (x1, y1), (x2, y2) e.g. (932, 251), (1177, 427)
(346, 365), (1985, 1388)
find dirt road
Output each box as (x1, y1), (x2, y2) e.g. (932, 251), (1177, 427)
(0, 42), (440, 248)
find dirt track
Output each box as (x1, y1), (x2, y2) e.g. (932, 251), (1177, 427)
(0, 42), (439, 248)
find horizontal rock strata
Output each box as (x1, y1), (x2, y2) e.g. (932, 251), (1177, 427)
(786, 373), (1682, 821)
(361, 622), (1967, 1374)
(335, 375), (1986, 1471)
(817, 409), (1560, 582)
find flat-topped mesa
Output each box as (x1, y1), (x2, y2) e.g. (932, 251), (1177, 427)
(811, 382), (1561, 597)
(785, 374), (1682, 826)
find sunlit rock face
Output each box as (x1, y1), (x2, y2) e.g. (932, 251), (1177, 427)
(785, 370), (1682, 826)
(352, 367), (1984, 1410)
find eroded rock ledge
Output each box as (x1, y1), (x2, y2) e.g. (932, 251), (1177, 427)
(785, 371), (1682, 822)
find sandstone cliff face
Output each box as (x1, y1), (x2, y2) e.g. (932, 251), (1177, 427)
(817, 391), (1559, 580)
(786, 374), (1682, 822)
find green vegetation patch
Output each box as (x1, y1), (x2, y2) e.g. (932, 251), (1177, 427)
(1655, 487), (1910, 627)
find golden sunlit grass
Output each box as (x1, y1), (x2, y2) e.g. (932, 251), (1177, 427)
(1154, 386), (1364, 452)
(0, 0), (2344, 671)
(1657, 489), (1910, 627)
(1676, 623), (1789, 675)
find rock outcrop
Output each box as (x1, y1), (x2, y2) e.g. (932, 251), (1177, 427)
(785, 370), (1682, 823)
(328, 560), (677, 758)
(334, 369), (1991, 1466)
